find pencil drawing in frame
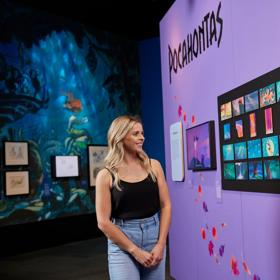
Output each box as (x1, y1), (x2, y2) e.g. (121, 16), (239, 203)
(4, 141), (29, 166)
(51, 155), (80, 178)
(5, 170), (30, 196)
(88, 145), (108, 187)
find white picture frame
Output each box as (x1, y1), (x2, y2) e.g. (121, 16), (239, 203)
(52, 155), (80, 178)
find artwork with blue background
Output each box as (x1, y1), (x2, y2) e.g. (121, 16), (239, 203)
(245, 90), (259, 113)
(223, 144), (234, 161)
(235, 162), (248, 180)
(234, 142), (247, 160)
(0, 2), (140, 226)
(223, 123), (230, 140)
(276, 81), (280, 102)
(262, 135), (279, 157)
(223, 163), (235, 180)
(248, 161), (263, 180)
(248, 139), (262, 159)
(264, 160), (280, 179)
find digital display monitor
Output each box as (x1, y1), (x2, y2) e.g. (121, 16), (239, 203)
(186, 121), (216, 171)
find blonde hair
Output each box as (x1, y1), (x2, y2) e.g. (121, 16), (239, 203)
(105, 115), (156, 190)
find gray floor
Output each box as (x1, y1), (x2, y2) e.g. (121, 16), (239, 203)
(0, 236), (174, 280)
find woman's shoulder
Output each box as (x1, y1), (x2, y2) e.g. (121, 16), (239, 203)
(150, 158), (163, 174)
(150, 158), (161, 167)
(96, 168), (113, 186)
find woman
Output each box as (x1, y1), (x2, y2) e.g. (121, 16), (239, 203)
(96, 115), (171, 280)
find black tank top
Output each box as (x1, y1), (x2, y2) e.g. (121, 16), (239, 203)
(108, 171), (160, 219)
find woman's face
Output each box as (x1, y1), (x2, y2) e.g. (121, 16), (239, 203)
(123, 122), (145, 153)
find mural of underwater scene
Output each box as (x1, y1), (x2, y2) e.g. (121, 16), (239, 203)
(0, 1), (141, 226)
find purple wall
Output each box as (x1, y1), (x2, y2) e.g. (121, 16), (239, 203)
(160, 0), (280, 279)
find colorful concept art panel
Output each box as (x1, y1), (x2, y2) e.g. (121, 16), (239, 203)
(234, 142), (247, 160)
(220, 102), (232, 121)
(235, 162), (248, 180)
(248, 139), (262, 159)
(277, 81), (280, 102)
(263, 160), (280, 179)
(224, 163), (235, 180)
(245, 90), (259, 112)
(264, 107), (273, 134)
(248, 161), (263, 180)
(249, 113), (257, 138)
(218, 66), (280, 193)
(259, 83), (276, 108)
(223, 144), (234, 161)
(235, 120), (243, 138)
(224, 123), (231, 140)
(262, 135), (279, 157)
(232, 97), (245, 116)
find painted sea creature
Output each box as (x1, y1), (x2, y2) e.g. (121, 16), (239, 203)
(64, 92), (83, 112)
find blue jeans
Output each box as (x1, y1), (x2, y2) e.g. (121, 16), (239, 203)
(108, 212), (166, 280)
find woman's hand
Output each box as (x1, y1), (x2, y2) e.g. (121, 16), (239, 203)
(150, 242), (165, 266)
(130, 246), (154, 267)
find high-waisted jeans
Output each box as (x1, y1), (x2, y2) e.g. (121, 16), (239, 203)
(108, 212), (166, 280)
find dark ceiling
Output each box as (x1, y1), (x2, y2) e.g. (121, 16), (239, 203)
(13, 0), (175, 40)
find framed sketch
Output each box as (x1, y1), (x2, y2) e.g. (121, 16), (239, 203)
(5, 170), (30, 196)
(88, 145), (108, 187)
(51, 155), (80, 178)
(4, 141), (29, 166)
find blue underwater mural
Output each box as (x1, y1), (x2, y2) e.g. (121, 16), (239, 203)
(0, 1), (141, 226)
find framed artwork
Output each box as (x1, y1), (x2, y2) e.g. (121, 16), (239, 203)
(218, 66), (280, 194)
(170, 122), (185, 181)
(5, 170), (30, 196)
(185, 120), (217, 171)
(88, 145), (108, 187)
(249, 113), (257, 137)
(4, 141), (29, 166)
(51, 155), (80, 178)
(264, 107), (273, 134)
(232, 96), (245, 116)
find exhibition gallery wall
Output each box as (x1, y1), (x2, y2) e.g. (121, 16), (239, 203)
(160, 0), (280, 279)
(0, 1), (141, 227)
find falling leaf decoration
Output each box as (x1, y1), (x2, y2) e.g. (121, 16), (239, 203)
(221, 222), (227, 229)
(200, 228), (206, 240)
(208, 240), (214, 256)
(212, 227), (218, 240)
(203, 201), (208, 213)
(242, 261), (252, 276)
(192, 115), (196, 124)
(219, 245), (225, 257)
(230, 256), (240, 276)
(178, 105), (183, 117)
(198, 185), (202, 195)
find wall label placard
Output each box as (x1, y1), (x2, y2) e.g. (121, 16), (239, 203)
(170, 122), (185, 181)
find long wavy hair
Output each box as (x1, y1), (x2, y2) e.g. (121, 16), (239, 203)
(104, 115), (156, 190)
